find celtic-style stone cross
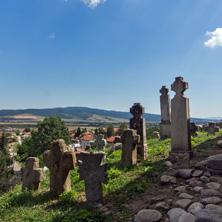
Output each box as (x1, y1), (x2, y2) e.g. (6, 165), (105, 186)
(159, 85), (171, 139)
(130, 103), (147, 160)
(78, 152), (108, 203)
(43, 139), (76, 196)
(121, 129), (140, 166)
(204, 122), (219, 135)
(170, 77), (192, 162)
(21, 157), (46, 191)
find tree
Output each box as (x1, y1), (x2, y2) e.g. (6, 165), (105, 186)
(17, 116), (71, 158)
(119, 122), (128, 135)
(107, 124), (114, 138)
(0, 133), (13, 181)
(75, 127), (81, 138)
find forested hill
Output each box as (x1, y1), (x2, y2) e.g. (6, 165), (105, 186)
(0, 106), (213, 124)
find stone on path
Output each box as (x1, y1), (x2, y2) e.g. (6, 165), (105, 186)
(134, 209), (162, 222)
(43, 139), (76, 196)
(200, 176), (210, 183)
(167, 208), (186, 222)
(206, 182), (221, 190)
(192, 170), (204, 177)
(189, 180), (203, 187)
(217, 140), (222, 148)
(178, 169), (193, 179)
(21, 157), (46, 191)
(175, 199), (192, 210)
(200, 197), (222, 205)
(78, 151), (108, 203)
(178, 212), (195, 222)
(130, 103), (147, 160)
(195, 209), (222, 222)
(206, 204), (222, 211)
(200, 189), (222, 198)
(187, 202), (204, 215)
(169, 77), (192, 162)
(195, 160), (208, 171)
(193, 186), (204, 193)
(159, 86), (171, 140)
(179, 193), (193, 199)
(121, 129), (140, 166)
(210, 176), (222, 184)
(161, 175), (176, 184)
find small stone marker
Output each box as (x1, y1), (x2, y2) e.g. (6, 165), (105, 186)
(190, 122), (198, 137)
(43, 139), (76, 196)
(152, 131), (160, 139)
(130, 103), (147, 160)
(78, 152), (108, 203)
(159, 86), (171, 139)
(121, 129), (140, 166)
(95, 134), (106, 150)
(170, 77), (192, 162)
(114, 136), (121, 144)
(21, 157), (46, 191)
(204, 122), (220, 135)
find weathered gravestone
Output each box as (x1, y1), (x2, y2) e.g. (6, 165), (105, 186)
(159, 86), (171, 139)
(204, 122), (220, 135)
(170, 77), (192, 162)
(78, 152), (108, 203)
(95, 134), (106, 150)
(43, 139), (76, 196)
(130, 103), (147, 160)
(121, 129), (140, 166)
(190, 122), (198, 137)
(21, 157), (46, 191)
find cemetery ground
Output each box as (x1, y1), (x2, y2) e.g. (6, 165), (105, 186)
(1, 130), (222, 221)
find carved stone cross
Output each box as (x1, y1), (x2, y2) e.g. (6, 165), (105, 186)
(204, 122), (220, 135)
(43, 139), (76, 196)
(171, 76), (188, 95)
(160, 85), (169, 96)
(130, 103), (147, 160)
(95, 134), (106, 150)
(121, 129), (140, 166)
(21, 157), (46, 191)
(78, 152), (108, 203)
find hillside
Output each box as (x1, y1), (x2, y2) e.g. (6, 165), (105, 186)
(0, 106), (213, 124)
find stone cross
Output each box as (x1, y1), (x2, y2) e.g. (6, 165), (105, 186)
(43, 139), (76, 196)
(130, 103), (147, 160)
(21, 157), (46, 191)
(78, 152), (108, 203)
(159, 86), (171, 139)
(190, 122), (198, 137)
(170, 77), (192, 162)
(121, 129), (140, 166)
(204, 122), (220, 135)
(95, 134), (106, 150)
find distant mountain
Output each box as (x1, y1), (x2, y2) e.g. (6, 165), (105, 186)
(0, 106), (214, 124)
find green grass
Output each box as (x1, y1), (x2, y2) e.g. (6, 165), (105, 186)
(1, 129), (222, 221)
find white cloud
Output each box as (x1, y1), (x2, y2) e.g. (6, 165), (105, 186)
(49, 33), (55, 39)
(80, 0), (107, 9)
(204, 28), (222, 48)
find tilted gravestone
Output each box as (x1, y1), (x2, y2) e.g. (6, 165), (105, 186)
(159, 86), (171, 139)
(95, 134), (106, 150)
(43, 139), (76, 196)
(204, 122), (220, 135)
(130, 103), (147, 160)
(121, 129), (140, 166)
(78, 152), (108, 203)
(21, 157), (46, 191)
(190, 122), (198, 137)
(170, 77), (192, 162)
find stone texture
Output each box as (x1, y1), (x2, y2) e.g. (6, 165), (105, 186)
(187, 202), (204, 215)
(178, 169), (193, 179)
(206, 204), (222, 211)
(78, 151), (108, 203)
(210, 176), (222, 184)
(179, 193), (193, 199)
(163, 168), (179, 177)
(161, 175), (176, 184)
(193, 186), (204, 193)
(167, 208), (186, 222)
(21, 157), (46, 191)
(195, 160), (208, 170)
(189, 180), (203, 188)
(121, 129), (140, 166)
(204, 122), (220, 135)
(192, 170), (204, 177)
(159, 86), (171, 140)
(95, 134), (106, 150)
(152, 131), (160, 139)
(175, 199), (192, 210)
(174, 186), (190, 193)
(207, 154), (222, 175)
(195, 209), (222, 222)
(201, 197), (222, 205)
(178, 213), (195, 222)
(43, 139), (76, 196)
(190, 122), (198, 137)
(134, 209), (162, 222)
(163, 161), (173, 168)
(200, 189), (222, 198)
(130, 103), (147, 160)
(170, 77), (192, 162)
(154, 202), (171, 211)
(200, 176), (210, 183)
(206, 182), (221, 190)
(217, 140), (222, 148)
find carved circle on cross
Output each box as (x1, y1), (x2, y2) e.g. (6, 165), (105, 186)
(160, 86), (169, 95)
(130, 103), (145, 117)
(171, 76), (188, 95)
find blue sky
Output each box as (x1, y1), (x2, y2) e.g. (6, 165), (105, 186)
(0, 0), (222, 118)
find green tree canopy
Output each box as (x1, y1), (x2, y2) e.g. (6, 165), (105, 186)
(119, 122), (128, 135)
(107, 124), (114, 138)
(17, 116), (71, 159)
